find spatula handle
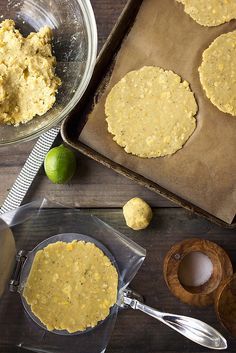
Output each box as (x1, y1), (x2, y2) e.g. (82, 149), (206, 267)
(124, 295), (227, 350)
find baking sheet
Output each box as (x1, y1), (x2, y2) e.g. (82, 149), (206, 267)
(79, 0), (236, 224)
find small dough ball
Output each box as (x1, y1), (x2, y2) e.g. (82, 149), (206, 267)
(123, 197), (153, 230)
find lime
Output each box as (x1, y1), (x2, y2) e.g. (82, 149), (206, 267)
(44, 144), (77, 184)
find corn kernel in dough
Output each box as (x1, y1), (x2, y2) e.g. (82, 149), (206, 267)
(199, 31), (236, 117)
(105, 66), (197, 158)
(176, 0), (236, 27)
(123, 197), (153, 230)
(0, 19), (61, 126)
(23, 241), (118, 333)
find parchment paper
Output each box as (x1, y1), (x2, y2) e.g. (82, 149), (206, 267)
(80, 0), (236, 224)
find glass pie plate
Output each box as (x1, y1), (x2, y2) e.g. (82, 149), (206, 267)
(0, 0), (97, 145)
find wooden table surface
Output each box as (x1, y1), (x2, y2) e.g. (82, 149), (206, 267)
(0, 1), (236, 353)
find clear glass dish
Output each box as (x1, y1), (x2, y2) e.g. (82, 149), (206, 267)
(0, 0), (97, 145)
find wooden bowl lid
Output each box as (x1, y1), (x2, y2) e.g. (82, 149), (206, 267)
(215, 273), (236, 337)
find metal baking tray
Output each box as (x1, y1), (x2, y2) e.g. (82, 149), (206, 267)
(61, 0), (236, 229)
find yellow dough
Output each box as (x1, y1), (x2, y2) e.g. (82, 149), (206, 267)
(176, 0), (236, 27)
(199, 31), (236, 116)
(123, 197), (153, 230)
(0, 19), (61, 126)
(105, 66), (197, 158)
(23, 241), (118, 333)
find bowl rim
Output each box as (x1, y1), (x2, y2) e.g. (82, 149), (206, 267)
(0, 0), (98, 146)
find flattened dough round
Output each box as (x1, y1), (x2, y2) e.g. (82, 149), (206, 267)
(23, 241), (118, 333)
(105, 66), (197, 158)
(177, 0), (236, 27)
(199, 31), (236, 116)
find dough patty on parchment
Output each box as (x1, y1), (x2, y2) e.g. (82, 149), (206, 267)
(23, 240), (118, 333)
(0, 19), (61, 126)
(105, 66), (197, 158)
(176, 0), (236, 27)
(199, 31), (236, 117)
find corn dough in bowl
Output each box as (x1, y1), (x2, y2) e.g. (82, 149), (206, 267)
(199, 31), (236, 117)
(0, 19), (61, 126)
(23, 240), (118, 333)
(176, 0), (236, 27)
(105, 66), (197, 158)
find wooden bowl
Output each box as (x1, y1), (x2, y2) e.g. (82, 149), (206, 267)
(163, 238), (233, 307)
(215, 273), (236, 337)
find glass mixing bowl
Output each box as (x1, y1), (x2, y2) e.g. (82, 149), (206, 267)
(0, 0), (97, 145)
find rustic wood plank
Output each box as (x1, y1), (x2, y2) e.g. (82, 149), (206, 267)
(90, 0), (127, 51)
(0, 143), (175, 208)
(0, 0), (175, 209)
(28, 152), (176, 208)
(1, 208), (235, 353)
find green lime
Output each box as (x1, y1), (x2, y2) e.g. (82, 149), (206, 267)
(44, 144), (77, 184)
